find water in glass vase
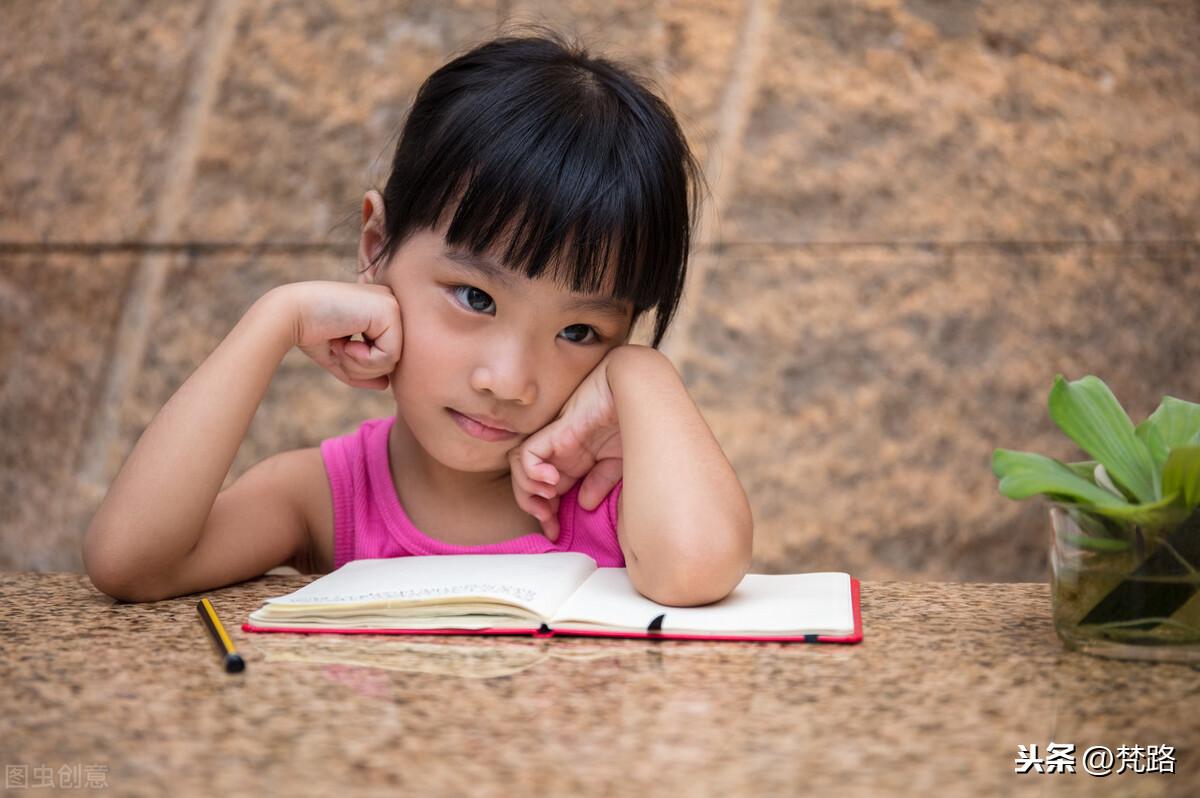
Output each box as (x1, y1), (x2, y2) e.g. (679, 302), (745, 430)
(1050, 503), (1200, 663)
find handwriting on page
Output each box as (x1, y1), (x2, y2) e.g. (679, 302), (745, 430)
(292, 583), (538, 604)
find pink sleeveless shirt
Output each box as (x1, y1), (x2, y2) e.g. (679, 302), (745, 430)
(319, 416), (626, 570)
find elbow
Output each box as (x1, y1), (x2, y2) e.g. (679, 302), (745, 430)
(82, 524), (166, 604)
(639, 530), (753, 608)
(85, 565), (168, 604)
(642, 564), (745, 607)
(86, 570), (149, 604)
(650, 489), (755, 607)
(82, 537), (138, 602)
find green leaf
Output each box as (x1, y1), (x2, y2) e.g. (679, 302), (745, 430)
(993, 449), (1134, 508)
(1142, 396), (1200, 449)
(1047, 375), (1160, 503)
(993, 449), (1186, 528)
(1136, 420), (1170, 473)
(1163, 446), (1200, 511)
(1065, 460), (1099, 482)
(1079, 494), (1187, 529)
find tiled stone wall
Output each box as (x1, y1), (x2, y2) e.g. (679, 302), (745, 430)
(1, 0), (1197, 580)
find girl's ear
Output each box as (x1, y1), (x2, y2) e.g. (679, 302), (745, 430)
(358, 190), (388, 283)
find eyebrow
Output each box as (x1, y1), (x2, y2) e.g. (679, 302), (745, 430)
(441, 247), (632, 322)
(442, 248), (517, 288)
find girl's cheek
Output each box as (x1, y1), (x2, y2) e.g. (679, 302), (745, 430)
(394, 329), (443, 378)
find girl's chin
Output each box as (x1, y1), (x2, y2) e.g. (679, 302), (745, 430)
(435, 441), (513, 471)
(396, 408), (520, 472)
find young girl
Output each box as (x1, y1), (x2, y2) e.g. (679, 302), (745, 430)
(84, 32), (753, 607)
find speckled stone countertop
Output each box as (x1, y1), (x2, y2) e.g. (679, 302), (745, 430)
(2, 574), (1197, 796)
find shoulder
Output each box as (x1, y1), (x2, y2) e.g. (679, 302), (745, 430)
(273, 447), (336, 574)
(292, 417), (392, 573)
(318, 416), (392, 463)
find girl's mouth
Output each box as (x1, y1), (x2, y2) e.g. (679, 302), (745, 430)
(446, 409), (519, 442)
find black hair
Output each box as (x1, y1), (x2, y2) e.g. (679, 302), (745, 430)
(364, 28), (705, 348)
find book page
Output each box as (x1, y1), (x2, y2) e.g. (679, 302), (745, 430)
(549, 569), (855, 635)
(258, 638), (647, 680)
(263, 552), (597, 621)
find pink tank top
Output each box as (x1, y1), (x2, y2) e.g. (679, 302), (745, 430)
(319, 416), (626, 570)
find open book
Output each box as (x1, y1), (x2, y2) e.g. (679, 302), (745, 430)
(242, 552), (862, 643)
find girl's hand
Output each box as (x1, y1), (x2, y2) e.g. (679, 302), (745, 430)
(508, 350), (624, 542)
(275, 281), (403, 391)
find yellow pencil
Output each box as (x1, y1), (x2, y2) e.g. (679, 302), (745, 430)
(196, 598), (245, 673)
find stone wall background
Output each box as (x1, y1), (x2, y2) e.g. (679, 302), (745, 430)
(1, 0), (1197, 581)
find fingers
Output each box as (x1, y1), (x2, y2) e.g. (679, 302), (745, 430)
(328, 285), (402, 389)
(325, 338), (390, 390)
(512, 484), (558, 541)
(341, 338), (372, 361)
(510, 453), (558, 501)
(337, 336), (396, 376)
(541, 513), (561, 543)
(511, 447), (572, 501)
(509, 449), (566, 542)
(531, 494), (561, 542)
(519, 445), (561, 486)
(578, 458), (623, 510)
(360, 293), (403, 368)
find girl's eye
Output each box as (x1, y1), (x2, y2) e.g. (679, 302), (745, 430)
(450, 285), (495, 314)
(560, 324), (600, 345)
(449, 285), (601, 345)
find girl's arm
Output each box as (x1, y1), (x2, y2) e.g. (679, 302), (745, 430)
(607, 345), (753, 605)
(84, 281), (403, 601)
(84, 289), (295, 601)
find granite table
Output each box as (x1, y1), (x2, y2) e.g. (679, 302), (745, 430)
(2, 573), (1197, 797)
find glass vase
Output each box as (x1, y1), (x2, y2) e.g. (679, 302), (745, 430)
(1049, 502), (1200, 663)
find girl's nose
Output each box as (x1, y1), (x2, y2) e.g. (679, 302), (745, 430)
(469, 349), (537, 406)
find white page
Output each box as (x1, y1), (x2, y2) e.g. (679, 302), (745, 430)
(263, 552), (597, 621)
(549, 569), (855, 635)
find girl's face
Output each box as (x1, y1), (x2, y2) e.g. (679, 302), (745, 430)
(361, 204), (634, 476)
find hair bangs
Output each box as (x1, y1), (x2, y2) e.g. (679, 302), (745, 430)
(369, 31), (704, 347)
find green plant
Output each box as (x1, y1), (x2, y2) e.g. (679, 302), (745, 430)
(992, 375), (1200, 547)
